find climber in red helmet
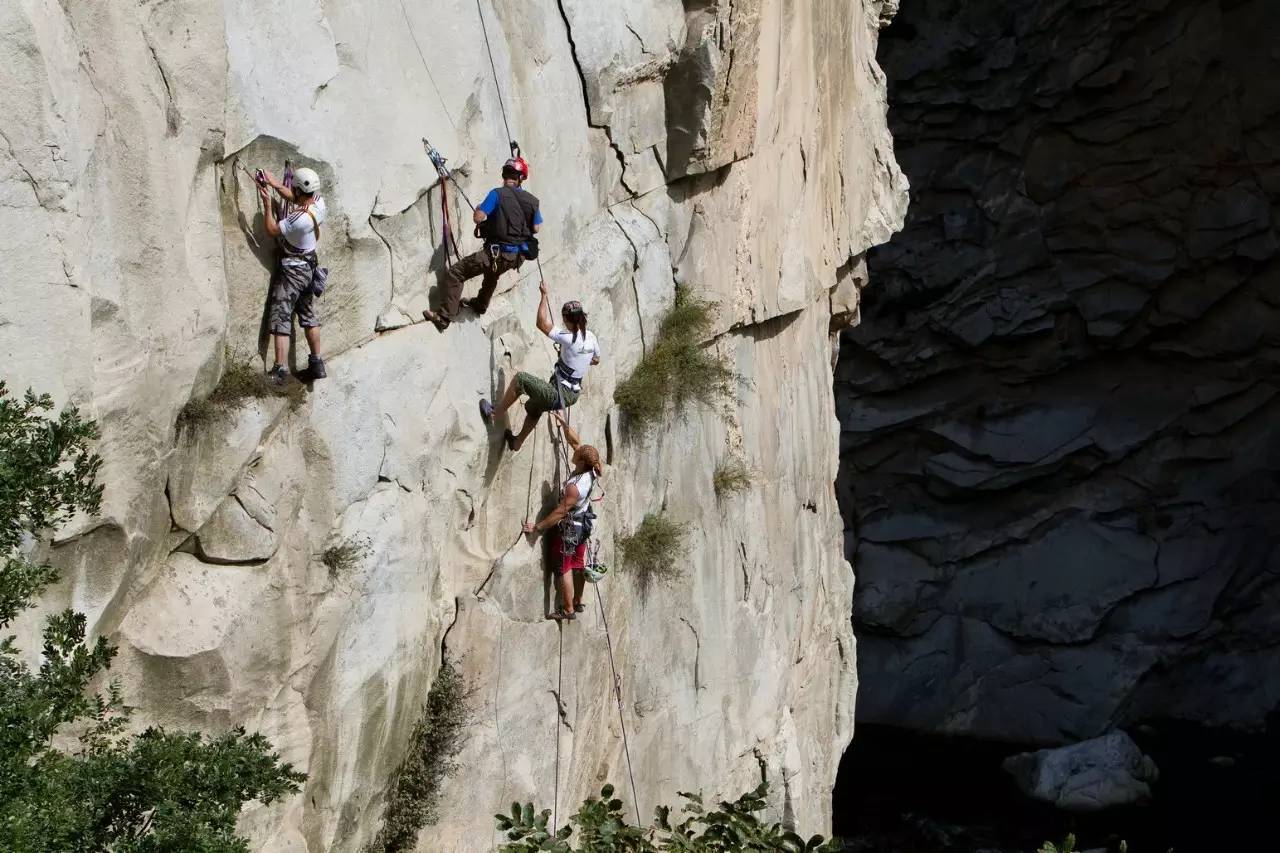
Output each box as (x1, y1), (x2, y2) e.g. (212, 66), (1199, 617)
(423, 157), (541, 332)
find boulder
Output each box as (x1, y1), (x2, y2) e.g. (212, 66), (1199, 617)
(1003, 732), (1159, 812)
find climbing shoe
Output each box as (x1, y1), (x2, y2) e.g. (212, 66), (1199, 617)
(504, 429), (518, 452)
(479, 399), (494, 425)
(422, 309), (450, 333)
(548, 608), (576, 622)
(573, 603), (585, 613)
(305, 355), (327, 380)
(461, 297), (485, 316)
(266, 364), (289, 386)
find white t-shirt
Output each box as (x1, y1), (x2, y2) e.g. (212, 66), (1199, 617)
(548, 326), (601, 382)
(279, 196), (326, 254)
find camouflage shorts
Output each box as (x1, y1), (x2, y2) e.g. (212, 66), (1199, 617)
(269, 258), (320, 335)
(517, 371), (580, 415)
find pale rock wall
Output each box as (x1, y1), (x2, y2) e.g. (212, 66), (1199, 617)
(0, 1), (906, 851)
(838, 0), (1280, 744)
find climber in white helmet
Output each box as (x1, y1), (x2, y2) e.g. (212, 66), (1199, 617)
(422, 156), (541, 332)
(257, 165), (328, 384)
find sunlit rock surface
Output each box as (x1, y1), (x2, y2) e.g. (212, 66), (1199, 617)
(0, 1), (906, 849)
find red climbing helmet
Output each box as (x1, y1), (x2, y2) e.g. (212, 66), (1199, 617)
(503, 157), (530, 180)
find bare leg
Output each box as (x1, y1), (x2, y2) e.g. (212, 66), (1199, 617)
(510, 411), (540, 451)
(556, 571), (574, 614)
(272, 333), (288, 366)
(492, 376), (523, 420)
(572, 571), (585, 610)
(304, 326), (322, 357)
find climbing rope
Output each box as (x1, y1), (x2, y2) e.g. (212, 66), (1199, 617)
(552, 624), (565, 832)
(475, 0), (516, 156)
(397, 0), (460, 134)
(592, 573), (643, 825)
(438, 168), (462, 268)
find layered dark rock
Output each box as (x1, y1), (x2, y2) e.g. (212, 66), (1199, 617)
(838, 0), (1280, 743)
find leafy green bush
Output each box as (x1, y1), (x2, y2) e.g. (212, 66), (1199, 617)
(323, 534), (372, 580)
(366, 658), (470, 852)
(0, 381), (304, 852)
(712, 460), (753, 498)
(496, 781), (839, 852)
(1039, 835), (1077, 853)
(614, 286), (736, 431)
(618, 513), (688, 595)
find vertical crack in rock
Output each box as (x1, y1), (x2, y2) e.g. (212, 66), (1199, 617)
(143, 39), (180, 136)
(607, 208), (648, 352)
(549, 689), (574, 732)
(553, 0), (635, 196)
(0, 128), (42, 205)
(679, 616), (702, 691)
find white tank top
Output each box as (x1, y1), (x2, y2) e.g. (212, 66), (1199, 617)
(566, 471), (595, 515)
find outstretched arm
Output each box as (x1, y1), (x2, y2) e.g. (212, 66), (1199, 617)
(259, 185), (281, 237)
(535, 280), (553, 335)
(549, 411), (581, 451)
(524, 483), (580, 534)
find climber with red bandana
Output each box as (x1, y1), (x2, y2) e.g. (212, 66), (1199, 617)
(423, 156), (541, 331)
(523, 411), (602, 621)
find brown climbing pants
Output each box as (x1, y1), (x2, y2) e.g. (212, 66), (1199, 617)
(438, 247), (523, 319)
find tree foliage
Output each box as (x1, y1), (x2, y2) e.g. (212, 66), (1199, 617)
(495, 782), (840, 852)
(0, 381), (305, 852)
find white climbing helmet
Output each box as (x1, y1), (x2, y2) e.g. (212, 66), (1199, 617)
(293, 167), (321, 195)
(584, 560), (608, 584)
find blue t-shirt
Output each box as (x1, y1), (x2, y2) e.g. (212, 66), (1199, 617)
(478, 187), (543, 252)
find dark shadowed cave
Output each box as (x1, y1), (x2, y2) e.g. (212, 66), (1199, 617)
(833, 0), (1280, 849)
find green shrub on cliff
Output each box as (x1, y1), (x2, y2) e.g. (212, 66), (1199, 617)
(618, 512), (688, 594)
(0, 381), (304, 852)
(495, 781), (840, 851)
(366, 657), (470, 853)
(614, 286), (736, 432)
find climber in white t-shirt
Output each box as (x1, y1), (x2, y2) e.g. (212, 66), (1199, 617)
(258, 166), (328, 385)
(480, 279), (602, 453)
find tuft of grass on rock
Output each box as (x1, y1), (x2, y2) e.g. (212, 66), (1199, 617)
(366, 658), (470, 853)
(618, 512), (688, 595)
(712, 459), (753, 498)
(177, 352), (303, 432)
(322, 534), (372, 581)
(614, 286), (736, 432)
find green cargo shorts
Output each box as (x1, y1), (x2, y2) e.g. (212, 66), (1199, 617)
(517, 371), (580, 416)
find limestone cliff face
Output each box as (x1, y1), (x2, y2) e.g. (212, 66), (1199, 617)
(838, 0), (1280, 744)
(0, 1), (905, 850)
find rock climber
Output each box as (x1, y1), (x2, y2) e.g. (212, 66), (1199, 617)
(523, 410), (602, 621)
(257, 166), (327, 384)
(422, 156), (541, 332)
(479, 280), (601, 452)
